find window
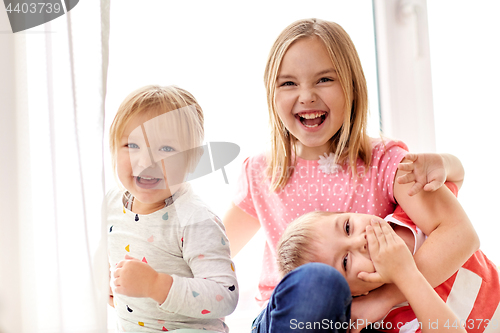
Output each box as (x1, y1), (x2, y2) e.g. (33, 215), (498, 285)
(374, 0), (500, 267)
(427, 0), (500, 266)
(106, 1), (379, 329)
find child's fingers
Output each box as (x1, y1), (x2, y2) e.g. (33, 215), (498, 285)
(357, 271), (383, 283)
(407, 182), (424, 196)
(380, 221), (410, 252)
(397, 162), (415, 172)
(402, 153), (418, 163)
(124, 254), (138, 261)
(114, 285), (123, 295)
(379, 221), (398, 243)
(370, 220), (387, 247)
(396, 172), (416, 184)
(423, 180), (442, 192)
(365, 225), (379, 255)
(113, 277), (121, 288)
(116, 260), (125, 269)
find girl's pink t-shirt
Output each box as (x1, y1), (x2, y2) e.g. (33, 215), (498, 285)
(234, 138), (408, 305)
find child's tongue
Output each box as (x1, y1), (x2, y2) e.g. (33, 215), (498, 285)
(137, 177), (160, 185)
(301, 117), (323, 127)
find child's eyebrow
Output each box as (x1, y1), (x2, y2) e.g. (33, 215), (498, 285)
(146, 133), (181, 145)
(331, 217), (343, 270)
(277, 74), (296, 80)
(126, 131), (144, 142)
(315, 68), (337, 76)
(277, 68), (337, 80)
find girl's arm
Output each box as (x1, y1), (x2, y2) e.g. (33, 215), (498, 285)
(395, 160), (478, 286)
(115, 217), (239, 319)
(353, 160), (479, 329)
(158, 217), (239, 318)
(223, 203), (261, 257)
(397, 153), (465, 195)
(365, 220), (466, 333)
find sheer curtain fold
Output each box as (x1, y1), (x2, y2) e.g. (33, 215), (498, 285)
(0, 1), (110, 332)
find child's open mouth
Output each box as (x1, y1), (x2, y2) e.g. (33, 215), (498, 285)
(135, 176), (163, 189)
(296, 111), (327, 128)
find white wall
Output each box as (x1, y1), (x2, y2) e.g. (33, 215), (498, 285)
(427, 0), (500, 265)
(373, 0), (499, 264)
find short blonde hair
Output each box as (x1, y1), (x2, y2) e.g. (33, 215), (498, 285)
(264, 18), (372, 191)
(277, 210), (337, 277)
(109, 85), (204, 177)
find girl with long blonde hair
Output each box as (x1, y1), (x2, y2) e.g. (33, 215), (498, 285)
(223, 18), (477, 332)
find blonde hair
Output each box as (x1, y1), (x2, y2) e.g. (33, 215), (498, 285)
(264, 18), (372, 191)
(277, 210), (337, 277)
(109, 85), (204, 178)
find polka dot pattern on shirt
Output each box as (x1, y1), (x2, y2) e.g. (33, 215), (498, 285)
(234, 138), (408, 305)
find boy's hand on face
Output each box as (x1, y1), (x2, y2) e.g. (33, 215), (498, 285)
(113, 255), (171, 303)
(397, 153), (446, 196)
(358, 220), (417, 286)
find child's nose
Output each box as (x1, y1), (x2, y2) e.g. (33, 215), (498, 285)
(299, 87), (317, 104)
(137, 148), (156, 168)
(356, 234), (368, 253)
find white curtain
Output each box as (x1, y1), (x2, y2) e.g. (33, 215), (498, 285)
(0, 1), (110, 332)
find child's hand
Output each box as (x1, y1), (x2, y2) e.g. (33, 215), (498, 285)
(108, 263), (115, 307)
(113, 255), (161, 300)
(397, 153), (446, 196)
(358, 220), (417, 285)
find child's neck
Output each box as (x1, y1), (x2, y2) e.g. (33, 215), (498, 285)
(129, 186), (181, 215)
(296, 142), (332, 160)
(131, 199), (166, 215)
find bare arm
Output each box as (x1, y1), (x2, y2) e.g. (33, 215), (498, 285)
(365, 220), (466, 333)
(398, 161), (477, 282)
(440, 153), (465, 189)
(223, 203), (261, 257)
(353, 159), (478, 327)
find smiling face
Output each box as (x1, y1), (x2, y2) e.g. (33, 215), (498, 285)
(312, 213), (386, 296)
(116, 110), (191, 214)
(275, 37), (346, 160)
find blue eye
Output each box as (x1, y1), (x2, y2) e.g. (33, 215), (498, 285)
(280, 81), (295, 87)
(160, 146), (175, 152)
(319, 77), (333, 83)
(127, 143), (139, 149)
